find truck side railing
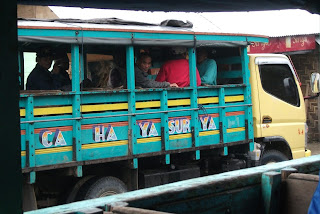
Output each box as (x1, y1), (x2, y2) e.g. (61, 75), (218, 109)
(25, 155), (320, 214)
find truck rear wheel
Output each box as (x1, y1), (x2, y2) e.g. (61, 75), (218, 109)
(77, 176), (127, 200)
(261, 150), (288, 165)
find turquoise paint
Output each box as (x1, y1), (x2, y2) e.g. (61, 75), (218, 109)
(82, 145), (129, 160)
(216, 56), (241, 64)
(218, 70), (242, 79)
(224, 146), (228, 155)
(25, 155), (320, 214)
(189, 48), (200, 160)
(135, 141), (161, 154)
(161, 90), (170, 164)
(18, 24), (256, 177)
(198, 135), (220, 146)
(18, 29), (80, 37)
(261, 171), (281, 214)
(26, 96), (36, 183)
(35, 152), (73, 166)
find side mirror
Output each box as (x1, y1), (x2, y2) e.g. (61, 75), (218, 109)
(310, 73), (320, 94)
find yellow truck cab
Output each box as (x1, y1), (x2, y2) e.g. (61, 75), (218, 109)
(249, 54), (311, 164)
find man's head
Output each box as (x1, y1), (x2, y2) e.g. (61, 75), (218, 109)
(36, 46), (53, 70)
(170, 47), (187, 58)
(136, 53), (152, 73)
(197, 48), (208, 64)
(54, 52), (70, 71)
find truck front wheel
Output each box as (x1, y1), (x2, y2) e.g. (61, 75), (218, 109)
(261, 150), (288, 165)
(77, 176), (127, 200)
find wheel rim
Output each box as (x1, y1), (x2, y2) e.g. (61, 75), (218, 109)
(99, 191), (117, 197)
(266, 161), (277, 165)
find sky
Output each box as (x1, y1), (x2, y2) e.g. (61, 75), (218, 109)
(50, 7), (320, 37)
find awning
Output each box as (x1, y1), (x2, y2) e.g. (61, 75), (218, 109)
(247, 35), (316, 54)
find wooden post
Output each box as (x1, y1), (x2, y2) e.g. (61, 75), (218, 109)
(261, 171), (282, 214)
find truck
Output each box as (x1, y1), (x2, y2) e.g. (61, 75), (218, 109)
(17, 18), (311, 211)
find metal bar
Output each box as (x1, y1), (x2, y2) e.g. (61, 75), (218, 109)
(22, 140), (252, 173)
(219, 88), (227, 155)
(26, 96), (36, 184)
(71, 45), (82, 177)
(71, 44), (80, 92)
(241, 46), (254, 150)
(126, 45), (138, 168)
(160, 90), (170, 164)
(189, 47), (200, 160)
(20, 104), (253, 124)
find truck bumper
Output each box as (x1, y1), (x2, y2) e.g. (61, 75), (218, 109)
(305, 149), (312, 157)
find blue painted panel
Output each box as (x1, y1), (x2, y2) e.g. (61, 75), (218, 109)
(216, 56), (241, 64)
(197, 34), (268, 43)
(135, 91), (161, 101)
(199, 134), (220, 146)
(33, 120), (73, 129)
(136, 120), (161, 139)
(19, 29), (78, 37)
(136, 141), (162, 154)
(21, 156), (26, 168)
(135, 32), (194, 40)
(167, 89), (192, 99)
(168, 111), (192, 118)
(81, 112), (129, 122)
(135, 113), (161, 120)
(226, 115), (245, 129)
(35, 151), (73, 166)
(218, 70), (242, 79)
(33, 96), (73, 107)
(34, 129), (73, 150)
(33, 114), (72, 121)
(82, 145), (128, 161)
(81, 92), (128, 104)
(199, 115), (219, 131)
(83, 30), (132, 39)
(81, 116), (129, 125)
(19, 98), (26, 108)
(21, 134), (26, 150)
(81, 125), (128, 143)
(225, 131), (245, 143)
(224, 87), (244, 95)
(198, 88), (219, 97)
(169, 138), (192, 150)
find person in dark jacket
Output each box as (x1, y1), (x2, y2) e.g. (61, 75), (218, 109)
(51, 52), (71, 89)
(135, 53), (178, 88)
(26, 46), (56, 90)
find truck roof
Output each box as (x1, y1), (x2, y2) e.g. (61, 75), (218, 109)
(18, 19), (268, 47)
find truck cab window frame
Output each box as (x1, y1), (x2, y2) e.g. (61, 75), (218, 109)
(259, 64), (300, 107)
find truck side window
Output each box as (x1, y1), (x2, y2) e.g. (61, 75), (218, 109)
(259, 64), (300, 107)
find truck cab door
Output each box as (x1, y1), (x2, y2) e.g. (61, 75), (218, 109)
(254, 56), (306, 159)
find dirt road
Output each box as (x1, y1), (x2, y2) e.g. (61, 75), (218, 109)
(307, 143), (320, 155)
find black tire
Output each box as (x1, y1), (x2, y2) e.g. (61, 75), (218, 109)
(77, 176), (127, 200)
(261, 150), (288, 165)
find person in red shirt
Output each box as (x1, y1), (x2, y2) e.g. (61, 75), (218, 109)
(156, 47), (201, 87)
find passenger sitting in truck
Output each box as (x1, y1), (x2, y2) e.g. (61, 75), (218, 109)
(197, 48), (217, 85)
(51, 52), (71, 90)
(26, 46), (58, 90)
(156, 47), (201, 87)
(135, 53), (178, 88)
(93, 60), (124, 89)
